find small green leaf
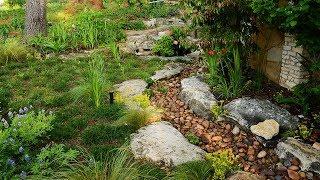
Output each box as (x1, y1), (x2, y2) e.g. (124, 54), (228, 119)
(290, 21), (297, 27)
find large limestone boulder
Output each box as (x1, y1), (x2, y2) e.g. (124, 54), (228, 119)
(130, 121), (206, 167)
(180, 76), (217, 119)
(114, 79), (147, 99)
(227, 171), (265, 180)
(224, 97), (299, 131)
(276, 138), (320, 174)
(151, 63), (184, 81)
(250, 119), (280, 140)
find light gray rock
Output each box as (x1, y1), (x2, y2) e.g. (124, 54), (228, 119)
(180, 76), (217, 119)
(227, 171), (265, 180)
(144, 19), (157, 28)
(232, 126), (240, 135)
(250, 119), (280, 140)
(140, 55), (193, 62)
(276, 138), (320, 174)
(151, 63), (184, 81)
(224, 97), (299, 131)
(130, 121), (205, 167)
(114, 79), (147, 99)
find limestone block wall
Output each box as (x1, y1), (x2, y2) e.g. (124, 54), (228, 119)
(279, 34), (307, 89)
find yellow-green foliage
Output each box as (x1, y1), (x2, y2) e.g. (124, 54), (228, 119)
(116, 106), (162, 130)
(0, 38), (29, 64)
(133, 94), (151, 109)
(205, 149), (238, 180)
(211, 101), (227, 120)
(115, 93), (151, 109)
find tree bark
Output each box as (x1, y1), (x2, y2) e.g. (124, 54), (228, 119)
(24, 0), (47, 37)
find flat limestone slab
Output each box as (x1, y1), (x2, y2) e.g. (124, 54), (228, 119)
(130, 121), (206, 167)
(151, 63), (184, 81)
(114, 79), (147, 99)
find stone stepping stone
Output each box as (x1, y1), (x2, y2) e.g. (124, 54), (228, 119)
(180, 76), (217, 119)
(140, 55), (193, 62)
(114, 79), (147, 99)
(130, 121), (205, 167)
(151, 63), (184, 81)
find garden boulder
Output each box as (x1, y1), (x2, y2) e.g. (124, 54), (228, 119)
(276, 138), (320, 174)
(224, 97), (299, 131)
(130, 121), (206, 167)
(114, 79), (147, 99)
(151, 63), (184, 81)
(180, 76), (217, 119)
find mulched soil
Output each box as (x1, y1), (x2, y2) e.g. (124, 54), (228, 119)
(150, 65), (318, 180)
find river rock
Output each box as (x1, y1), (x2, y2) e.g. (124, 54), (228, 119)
(250, 119), (279, 140)
(276, 138), (320, 174)
(130, 121), (205, 167)
(151, 63), (184, 81)
(224, 97), (299, 131)
(180, 76), (217, 119)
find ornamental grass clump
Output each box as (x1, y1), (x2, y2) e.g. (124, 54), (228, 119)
(0, 38), (29, 65)
(55, 147), (165, 180)
(72, 53), (111, 108)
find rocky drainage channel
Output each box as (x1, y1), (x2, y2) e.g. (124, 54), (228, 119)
(114, 63), (320, 179)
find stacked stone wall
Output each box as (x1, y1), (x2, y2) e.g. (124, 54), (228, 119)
(279, 34), (307, 89)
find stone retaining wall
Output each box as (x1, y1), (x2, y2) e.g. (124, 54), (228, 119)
(279, 34), (308, 89)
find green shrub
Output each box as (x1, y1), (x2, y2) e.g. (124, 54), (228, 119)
(170, 160), (213, 180)
(153, 35), (174, 57)
(205, 149), (239, 180)
(31, 144), (79, 177)
(81, 124), (134, 145)
(0, 38), (29, 65)
(185, 132), (200, 145)
(0, 111), (54, 178)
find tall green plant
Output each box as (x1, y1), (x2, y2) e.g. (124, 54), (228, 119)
(210, 46), (245, 99)
(72, 54), (110, 108)
(109, 41), (124, 75)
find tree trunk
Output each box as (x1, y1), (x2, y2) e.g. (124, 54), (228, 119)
(25, 0), (47, 37)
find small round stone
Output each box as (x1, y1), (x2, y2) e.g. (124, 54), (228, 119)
(257, 151), (267, 158)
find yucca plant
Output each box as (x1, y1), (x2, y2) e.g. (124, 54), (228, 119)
(71, 53), (110, 108)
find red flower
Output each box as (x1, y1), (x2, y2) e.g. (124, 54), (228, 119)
(208, 50), (217, 56)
